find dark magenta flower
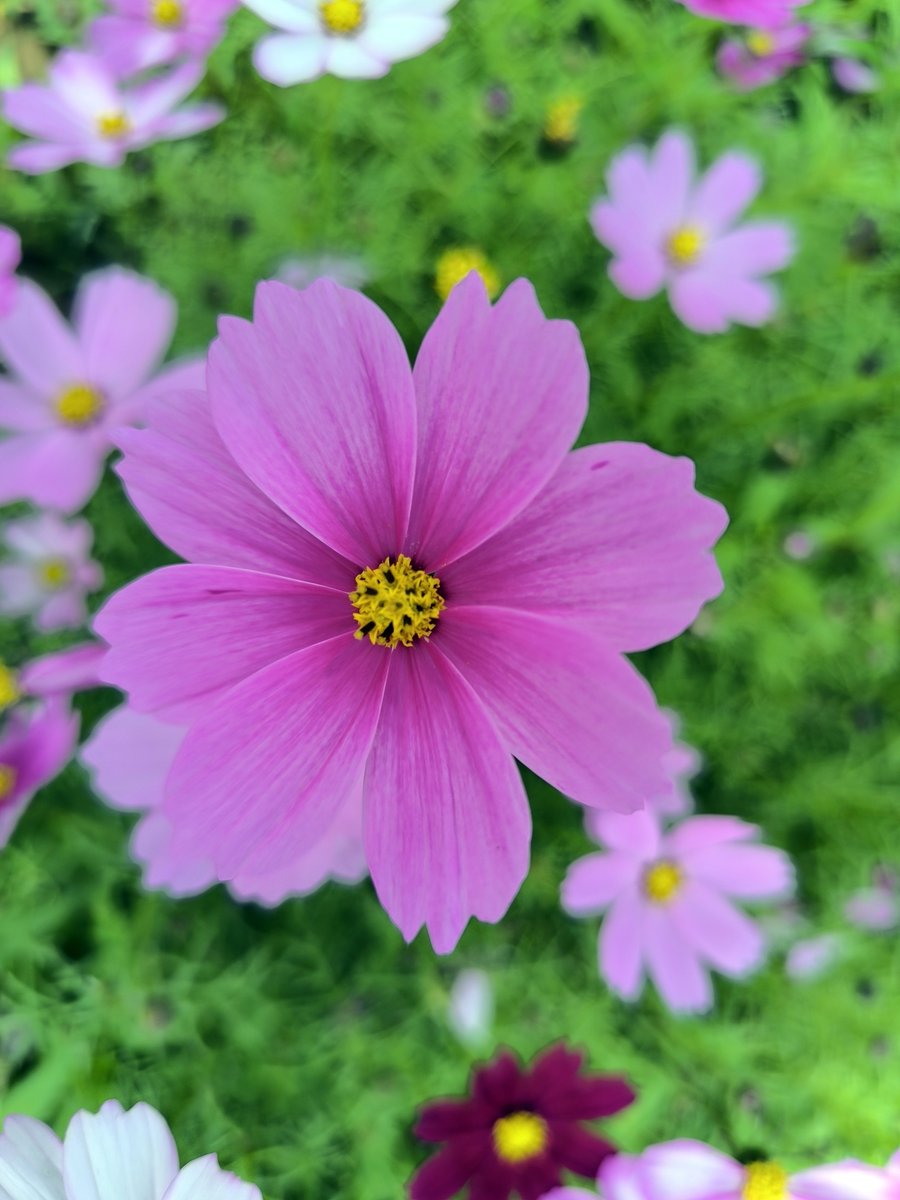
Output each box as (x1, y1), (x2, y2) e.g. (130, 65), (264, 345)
(410, 1044), (635, 1200)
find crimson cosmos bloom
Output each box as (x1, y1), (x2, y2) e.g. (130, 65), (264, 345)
(410, 1044), (635, 1200)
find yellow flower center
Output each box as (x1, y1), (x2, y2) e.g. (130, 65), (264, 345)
(435, 247), (501, 301)
(643, 860), (684, 904)
(320, 0), (365, 34)
(38, 557), (71, 589)
(492, 1112), (549, 1164)
(742, 1162), (789, 1200)
(666, 226), (706, 267)
(96, 111), (132, 139)
(54, 384), (104, 427)
(0, 764), (17, 802)
(350, 555), (444, 648)
(544, 96), (584, 144)
(152, 0), (184, 25)
(746, 31), (776, 56)
(0, 662), (20, 712)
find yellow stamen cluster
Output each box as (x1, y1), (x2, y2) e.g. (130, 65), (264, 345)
(492, 1112), (549, 1164)
(544, 95), (584, 145)
(350, 555), (444, 648)
(0, 662), (20, 712)
(0, 764), (17, 802)
(39, 558), (71, 589)
(320, 0), (365, 34)
(746, 31), (776, 57)
(643, 860), (684, 904)
(435, 247), (501, 301)
(666, 226), (706, 267)
(742, 1162), (789, 1200)
(55, 384), (104, 427)
(152, 0), (184, 25)
(96, 111), (132, 139)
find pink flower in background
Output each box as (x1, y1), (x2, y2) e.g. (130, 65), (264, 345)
(644, 710), (701, 819)
(0, 699), (79, 849)
(562, 811), (794, 1012)
(2, 52), (224, 174)
(675, 0), (808, 29)
(0, 512), (102, 631)
(0, 225), (21, 317)
(717, 24), (811, 89)
(0, 267), (204, 512)
(96, 275), (726, 952)
(784, 932), (843, 980)
(590, 130), (795, 334)
(17, 642), (107, 698)
(844, 868), (898, 931)
(831, 56), (879, 93)
(243, 0), (458, 85)
(89, 0), (239, 76)
(80, 705), (367, 901)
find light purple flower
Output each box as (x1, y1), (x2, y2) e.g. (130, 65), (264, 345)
(243, 0), (458, 85)
(0, 1100), (261, 1200)
(784, 932), (843, 981)
(675, 0), (809, 29)
(0, 699), (79, 848)
(831, 55), (879, 93)
(562, 810), (794, 1012)
(783, 529), (816, 559)
(0, 266), (204, 513)
(717, 24), (811, 89)
(81, 705), (368, 901)
(89, 0), (240, 76)
(844, 872), (898, 931)
(0, 512), (102, 631)
(2, 51), (224, 175)
(590, 130), (795, 334)
(647, 710), (701, 818)
(0, 225), (21, 317)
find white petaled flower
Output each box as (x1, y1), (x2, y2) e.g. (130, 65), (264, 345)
(0, 513), (103, 632)
(447, 968), (494, 1049)
(0, 1101), (261, 1200)
(242, 0), (458, 84)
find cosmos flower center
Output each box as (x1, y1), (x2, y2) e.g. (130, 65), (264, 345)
(742, 1161), (789, 1200)
(544, 96), (584, 145)
(152, 0), (184, 25)
(643, 860), (683, 903)
(492, 1112), (549, 1163)
(0, 763), (17, 802)
(38, 557), (71, 589)
(320, 0), (365, 34)
(435, 247), (501, 301)
(666, 226), (706, 267)
(746, 31), (776, 56)
(350, 555), (444, 648)
(96, 111), (132, 139)
(55, 383), (105, 427)
(0, 662), (20, 712)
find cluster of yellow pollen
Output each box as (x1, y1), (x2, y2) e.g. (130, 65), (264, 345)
(544, 95), (584, 145)
(350, 555), (444, 648)
(492, 1112), (549, 1164)
(320, 0), (365, 34)
(666, 225), (706, 268)
(746, 30), (776, 57)
(39, 558), (71, 590)
(0, 763), (17, 803)
(96, 111), (132, 139)
(152, 0), (184, 26)
(643, 860), (684, 904)
(435, 247), (501, 301)
(0, 662), (20, 712)
(55, 383), (104, 427)
(742, 1162), (789, 1200)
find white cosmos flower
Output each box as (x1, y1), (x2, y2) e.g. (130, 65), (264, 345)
(242, 0), (458, 84)
(0, 1102), (260, 1200)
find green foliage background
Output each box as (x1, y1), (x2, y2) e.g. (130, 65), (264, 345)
(1, 0), (900, 1195)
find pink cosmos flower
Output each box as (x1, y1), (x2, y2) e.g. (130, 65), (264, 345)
(562, 811), (794, 1012)
(243, 0), (458, 85)
(590, 130), (795, 334)
(0, 225), (21, 317)
(89, 0), (240, 77)
(95, 274), (727, 952)
(831, 56), (879, 93)
(0, 266), (204, 512)
(784, 932), (843, 980)
(598, 1140), (898, 1200)
(0, 512), (102, 631)
(649, 711), (701, 819)
(675, 0), (808, 29)
(0, 699), (79, 848)
(717, 24), (811, 89)
(80, 704), (367, 901)
(17, 642), (107, 698)
(844, 871), (898, 931)
(2, 51), (224, 175)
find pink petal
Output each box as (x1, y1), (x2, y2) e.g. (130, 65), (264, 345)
(684, 842), (795, 900)
(50, 52), (120, 120)
(705, 221), (795, 276)
(443, 442), (727, 652)
(405, 275), (588, 569)
(323, 39), (389, 78)
(357, 15), (449, 60)
(80, 706), (184, 812)
(641, 1140), (744, 1198)
(162, 634), (389, 878)
(121, 355), (207, 420)
(2, 83), (88, 142)
(843, 888), (898, 931)
(437, 606), (671, 812)
(0, 380), (52, 432)
(364, 643), (531, 953)
(664, 815), (758, 855)
(115, 389), (353, 585)
(161, 1155), (262, 1200)
(62, 1101), (179, 1200)
(20, 642), (105, 696)
(0, 277), (85, 395)
(643, 906), (714, 1012)
(95, 565), (349, 722)
(208, 280), (416, 564)
(7, 142), (91, 175)
(124, 60), (205, 126)
(687, 151), (762, 235)
(0, 430), (107, 512)
(561, 852), (642, 915)
(671, 881), (765, 976)
(0, 1115), (63, 1200)
(650, 129), (696, 226)
(35, 590), (86, 632)
(148, 104), (226, 144)
(586, 810), (662, 857)
(792, 1163), (896, 1200)
(608, 250), (668, 300)
(668, 270), (734, 334)
(131, 811), (216, 896)
(597, 1152), (648, 1200)
(253, 35), (330, 86)
(72, 268), (176, 402)
(599, 887), (646, 1000)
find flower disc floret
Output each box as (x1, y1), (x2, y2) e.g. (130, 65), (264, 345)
(747, 31), (776, 55)
(492, 1112), (549, 1163)
(320, 0), (365, 34)
(643, 859), (683, 903)
(0, 662), (20, 711)
(350, 554), (444, 647)
(0, 762), (17, 800)
(96, 111), (132, 139)
(55, 384), (105, 427)
(39, 558), (71, 589)
(743, 1162), (789, 1200)
(666, 226), (706, 267)
(152, 0), (184, 26)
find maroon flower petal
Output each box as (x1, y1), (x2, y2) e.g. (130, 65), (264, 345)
(548, 1119), (618, 1175)
(409, 1134), (490, 1200)
(547, 1076), (636, 1121)
(414, 1100), (489, 1142)
(472, 1050), (526, 1109)
(466, 1156), (518, 1200)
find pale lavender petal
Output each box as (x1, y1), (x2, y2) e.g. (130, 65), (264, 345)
(7, 143), (94, 175)
(650, 129), (695, 226)
(785, 933), (843, 980)
(161, 1156), (261, 1200)
(598, 1152), (648, 1200)
(2, 84), (89, 142)
(641, 1140), (744, 1199)
(704, 221), (795, 277)
(586, 810), (662, 857)
(683, 842), (794, 900)
(36, 590), (86, 632)
(147, 105), (226, 144)
(323, 39), (390, 78)
(357, 15), (449, 60)
(253, 35), (330, 85)
(80, 707), (184, 812)
(792, 1162), (896, 1200)
(131, 812), (216, 896)
(62, 1103), (179, 1200)
(608, 251), (668, 300)
(671, 880), (765, 976)
(643, 906), (714, 1012)
(599, 887), (646, 1001)
(670, 268), (779, 332)
(0, 381), (50, 432)
(0, 1116), (63, 1200)
(0, 278), (84, 395)
(686, 151), (762, 234)
(0, 431), (107, 513)
(49, 52), (120, 121)
(663, 815), (758, 855)
(124, 61), (205, 126)
(0, 565), (42, 616)
(832, 57), (879, 93)
(20, 643), (105, 696)
(561, 852), (643, 915)
(844, 887), (898, 931)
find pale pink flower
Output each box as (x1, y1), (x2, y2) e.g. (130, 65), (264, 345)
(646, 710), (701, 818)
(17, 642), (107, 697)
(0, 512), (102, 631)
(831, 56), (879, 93)
(95, 275), (726, 952)
(2, 51), (224, 175)
(785, 932), (843, 980)
(0, 225), (21, 317)
(675, 0), (809, 29)
(590, 130), (795, 334)
(89, 0), (240, 76)
(446, 968), (494, 1048)
(80, 705), (368, 901)
(717, 24), (811, 89)
(844, 871), (898, 931)
(243, 0), (458, 85)
(562, 811), (794, 1012)
(0, 266), (204, 512)
(0, 699), (79, 848)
